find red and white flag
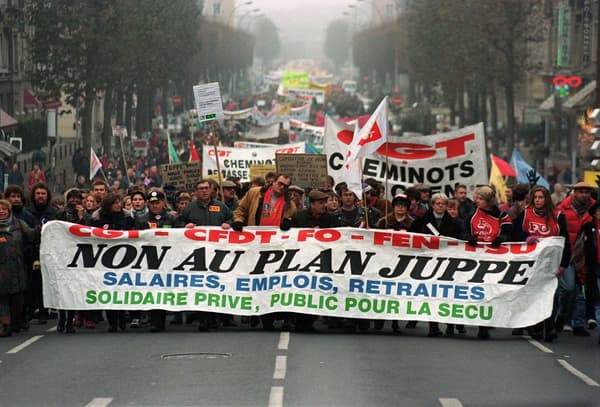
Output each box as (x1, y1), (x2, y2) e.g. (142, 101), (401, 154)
(344, 96), (388, 165)
(90, 148), (102, 180)
(345, 121), (363, 198)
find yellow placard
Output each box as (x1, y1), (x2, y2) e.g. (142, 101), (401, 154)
(250, 164), (277, 181)
(282, 71), (309, 89)
(584, 170), (600, 187)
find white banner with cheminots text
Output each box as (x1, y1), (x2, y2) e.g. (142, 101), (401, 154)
(40, 221), (563, 328)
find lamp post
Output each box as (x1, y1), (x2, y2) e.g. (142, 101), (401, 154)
(226, 0), (253, 26)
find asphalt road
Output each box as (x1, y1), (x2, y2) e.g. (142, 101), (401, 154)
(1, 317), (600, 407)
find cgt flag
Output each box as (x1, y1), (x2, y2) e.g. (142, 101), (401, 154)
(345, 121), (364, 198)
(89, 148), (102, 181)
(345, 96), (388, 165)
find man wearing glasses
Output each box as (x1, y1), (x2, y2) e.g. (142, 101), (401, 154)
(232, 173), (297, 331)
(232, 174), (296, 232)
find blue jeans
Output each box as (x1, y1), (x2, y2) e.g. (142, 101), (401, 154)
(555, 264), (575, 324)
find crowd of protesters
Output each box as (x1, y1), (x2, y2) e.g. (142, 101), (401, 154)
(1, 162), (599, 344)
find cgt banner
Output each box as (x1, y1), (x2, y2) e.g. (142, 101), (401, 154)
(324, 119), (487, 198)
(40, 221), (563, 328)
(202, 142), (305, 182)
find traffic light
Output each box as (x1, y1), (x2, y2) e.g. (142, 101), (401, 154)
(588, 109), (600, 169)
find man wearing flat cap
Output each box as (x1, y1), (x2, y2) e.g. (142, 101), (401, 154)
(220, 180), (239, 212)
(556, 181), (596, 337)
(133, 187), (177, 332)
(289, 189), (340, 332)
(291, 189), (340, 229)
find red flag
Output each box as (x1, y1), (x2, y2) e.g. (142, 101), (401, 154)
(189, 141), (200, 162)
(491, 154), (516, 177)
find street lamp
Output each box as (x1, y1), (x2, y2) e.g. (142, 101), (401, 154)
(226, 0), (253, 26)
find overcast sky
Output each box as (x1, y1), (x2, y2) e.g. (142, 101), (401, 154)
(248, 0), (360, 61)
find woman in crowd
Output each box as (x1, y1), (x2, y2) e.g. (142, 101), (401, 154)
(464, 185), (513, 339)
(0, 199), (38, 336)
(91, 193), (134, 332)
(121, 195), (133, 217)
(375, 193), (413, 231)
(375, 193), (414, 333)
(130, 190), (148, 220)
(513, 185), (570, 342)
(326, 191), (340, 214)
(411, 193), (463, 337)
(127, 190), (148, 328)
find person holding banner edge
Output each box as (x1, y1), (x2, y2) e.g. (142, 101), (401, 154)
(134, 189), (177, 332)
(464, 185), (513, 339)
(512, 185), (570, 342)
(232, 173), (297, 330)
(176, 179), (233, 331)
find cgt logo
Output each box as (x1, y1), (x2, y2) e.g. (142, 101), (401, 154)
(208, 150), (232, 157)
(275, 147), (301, 154)
(336, 131), (476, 160)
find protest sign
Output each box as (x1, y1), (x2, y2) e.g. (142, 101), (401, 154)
(202, 142), (305, 182)
(160, 162), (202, 191)
(41, 221), (562, 328)
(325, 120), (487, 198)
(276, 153), (328, 188)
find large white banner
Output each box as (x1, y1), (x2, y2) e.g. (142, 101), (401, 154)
(41, 221), (563, 328)
(202, 142), (306, 182)
(324, 120), (487, 197)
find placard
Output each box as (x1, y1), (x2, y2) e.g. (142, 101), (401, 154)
(160, 162), (202, 192)
(276, 153), (328, 188)
(193, 82), (224, 122)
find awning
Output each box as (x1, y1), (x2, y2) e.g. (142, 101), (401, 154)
(0, 140), (20, 158)
(23, 88), (40, 109)
(538, 80), (597, 112)
(0, 109), (18, 128)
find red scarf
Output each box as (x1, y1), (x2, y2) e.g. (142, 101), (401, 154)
(260, 187), (285, 226)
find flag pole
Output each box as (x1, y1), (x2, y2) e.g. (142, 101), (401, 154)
(210, 120), (225, 201)
(167, 132), (172, 164)
(118, 131), (131, 185)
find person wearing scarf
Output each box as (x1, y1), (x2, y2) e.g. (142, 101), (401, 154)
(0, 199), (39, 337)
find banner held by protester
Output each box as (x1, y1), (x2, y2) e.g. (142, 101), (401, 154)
(41, 221), (563, 328)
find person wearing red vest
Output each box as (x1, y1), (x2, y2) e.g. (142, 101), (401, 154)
(464, 185), (512, 339)
(513, 186), (570, 342)
(581, 202), (600, 343)
(556, 182), (595, 336)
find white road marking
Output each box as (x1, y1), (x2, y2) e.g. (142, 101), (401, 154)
(46, 325), (57, 332)
(439, 398), (464, 407)
(85, 398), (113, 407)
(557, 359), (600, 387)
(278, 332), (290, 350)
(6, 335), (43, 354)
(268, 386), (284, 407)
(527, 338), (554, 354)
(273, 355), (287, 380)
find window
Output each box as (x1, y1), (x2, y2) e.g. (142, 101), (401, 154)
(213, 2), (221, 16)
